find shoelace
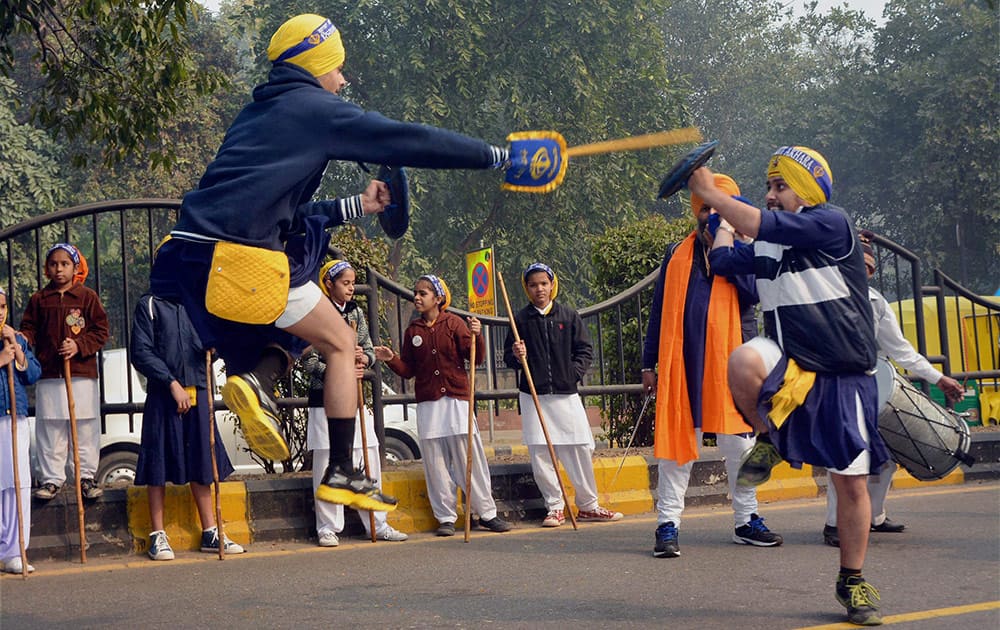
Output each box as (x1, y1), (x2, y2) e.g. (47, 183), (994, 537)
(748, 517), (769, 533)
(656, 524), (677, 541)
(847, 580), (881, 608)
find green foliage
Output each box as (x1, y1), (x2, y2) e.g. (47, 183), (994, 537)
(0, 76), (65, 228)
(0, 0), (225, 169)
(589, 213), (693, 447)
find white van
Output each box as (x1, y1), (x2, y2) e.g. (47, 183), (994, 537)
(93, 348), (421, 486)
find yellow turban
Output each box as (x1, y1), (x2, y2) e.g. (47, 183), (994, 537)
(689, 173), (741, 217)
(419, 275), (452, 312)
(267, 14), (345, 78)
(767, 146), (833, 206)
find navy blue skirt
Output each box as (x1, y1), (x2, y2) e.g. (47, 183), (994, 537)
(758, 356), (890, 473)
(135, 386), (234, 486)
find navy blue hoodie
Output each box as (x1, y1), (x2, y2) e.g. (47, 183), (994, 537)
(173, 63), (502, 250)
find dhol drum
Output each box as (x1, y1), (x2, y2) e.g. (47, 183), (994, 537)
(874, 358), (974, 481)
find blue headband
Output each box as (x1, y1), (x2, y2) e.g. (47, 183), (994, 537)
(324, 260), (353, 283)
(523, 262), (554, 283)
(46, 243), (80, 265)
(419, 274), (445, 298)
(274, 19), (338, 62)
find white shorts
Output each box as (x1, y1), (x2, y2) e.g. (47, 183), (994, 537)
(275, 281), (323, 329)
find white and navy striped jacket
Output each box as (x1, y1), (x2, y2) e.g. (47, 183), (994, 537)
(711, 203), (876, 374)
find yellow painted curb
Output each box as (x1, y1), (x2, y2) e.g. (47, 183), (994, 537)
(593, 456), (654, 515)
(891, 466), (964, 489)
(756, 462), (819, 502)
(126, 482), (250, 554)
(382, 469), (439, 532)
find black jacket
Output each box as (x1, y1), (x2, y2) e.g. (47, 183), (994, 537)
(503, 302), (593, 395)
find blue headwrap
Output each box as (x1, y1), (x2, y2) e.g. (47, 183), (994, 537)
(45, 243), (81, 265)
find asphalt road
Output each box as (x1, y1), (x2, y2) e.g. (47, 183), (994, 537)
(2, 482), (998, 629)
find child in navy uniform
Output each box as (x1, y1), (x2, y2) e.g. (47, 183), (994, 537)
(130, 294), (244, 560)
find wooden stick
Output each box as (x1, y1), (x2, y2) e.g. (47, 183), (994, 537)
(464, 337), (476, 543)
(63, 358), (87, 562)
(565, 127), (702, 158)
(6, 340), (29, 578)
(351, 321), (378, 543)
(496, 272), (578, 530)
(206, 351), (225, 560)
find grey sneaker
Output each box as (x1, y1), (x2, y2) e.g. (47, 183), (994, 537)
(478, 516), (512, 532)
(736, 438), (784, 487)
(379, 526), (409, 542)
(436, 522), (456, 537)
(148, 530), (175, 561)
(200, 527), (245, 554)
(317, 531), (340, 547)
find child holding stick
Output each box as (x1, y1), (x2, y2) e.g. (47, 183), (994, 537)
(0, 287), (42, 573)
(375, 276), (510, 536)
(301, 260), (408, 546)
(19, 244), (109, 501)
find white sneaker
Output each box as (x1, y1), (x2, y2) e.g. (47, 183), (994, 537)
(148, 530), (175, 561)
(318, 531), (340, 547)
(2, 557), (35, 574)
(378, 526), (409, 542)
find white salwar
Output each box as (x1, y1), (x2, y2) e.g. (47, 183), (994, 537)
(520, 392), (600, 512)
(656, 430), (759, 529)
(0, 414), (31, 563)
(34, 378), (101, 485)
(307, 407), (389, 537)
(417, 396), (498, 524)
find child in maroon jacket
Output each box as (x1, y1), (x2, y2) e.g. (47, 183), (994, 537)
(19, 243), (109, 500)
(375, 275), (510, 536)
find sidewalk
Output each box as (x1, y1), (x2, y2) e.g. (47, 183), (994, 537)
(24, 431), (999, 562)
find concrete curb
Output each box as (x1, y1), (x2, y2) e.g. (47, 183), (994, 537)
(26, 433), (999, 560)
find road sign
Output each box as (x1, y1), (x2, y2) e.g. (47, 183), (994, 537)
(466, 247), (496, 316)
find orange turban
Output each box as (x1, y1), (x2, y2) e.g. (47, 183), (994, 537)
(690, 173), (740, 216)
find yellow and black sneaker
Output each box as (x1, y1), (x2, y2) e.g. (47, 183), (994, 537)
(836, 574), (883, 626)
(316, 466), (398, 512)
(222, 371), (289, 461)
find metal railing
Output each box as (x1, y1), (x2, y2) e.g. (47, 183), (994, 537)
(2, 199), (997, 455)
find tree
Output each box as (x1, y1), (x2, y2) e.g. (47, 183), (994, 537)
(0, 0), (224, 168)
(0, 76), (64, 229)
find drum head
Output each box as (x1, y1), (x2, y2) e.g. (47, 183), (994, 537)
(875, 357), (895, 412)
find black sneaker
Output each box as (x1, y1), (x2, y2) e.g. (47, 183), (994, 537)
(436, 522), (456, 537)
(733, 513), (783, 546)
(316, 465), (398, 512)
(823, 525), (840, 547)
(199, 526), (245, 554)
(478, 516), (511, 532)
(836, 574), (883, 626)
(736, 437), (784, 487)
(80, 478), (103, 499)
(870, 518), (905, 533)
(653, 521), (680, 558)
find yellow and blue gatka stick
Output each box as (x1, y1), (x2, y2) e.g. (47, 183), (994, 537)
(502, 127), (703, 193)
